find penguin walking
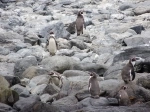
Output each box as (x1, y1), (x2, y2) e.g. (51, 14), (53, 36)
(88, 72), (100, 99)
(46, 32), (58, 56)
(75, 10), (86, 36)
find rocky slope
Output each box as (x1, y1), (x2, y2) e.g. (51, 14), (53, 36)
(0, 0), (150, 112)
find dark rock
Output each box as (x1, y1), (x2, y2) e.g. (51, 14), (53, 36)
(0, 0), (17, 3)
(130, 25), (145, 34)
(113, 46), (150, 63)
(66, 22), (76, 34)
(70, 39), (87, 50)
(4, 76), (20, 87)
(0, 102), (17, 112)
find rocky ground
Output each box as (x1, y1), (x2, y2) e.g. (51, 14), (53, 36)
(0, 0), (150, 112)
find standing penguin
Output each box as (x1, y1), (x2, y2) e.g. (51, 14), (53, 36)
(121, 57), (145, 84)
(88, 72), (100, 99)
(46, 32), (58, 56)
(117, 86), (130, 106)
(75, 10), (86, 36)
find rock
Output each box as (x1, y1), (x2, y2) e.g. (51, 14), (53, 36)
(0, 75), (10, 88)
(113, 46), (150, 63)
(99, 79), (123, 95)
(75, 89), (91, 101)
(52, 95), (78, 109)
(41, 56), (79, 73)
(56, 38), (71, 49)
(0, 88), (19, 106)
(0, 63), (15, 76)
(24, 36), (39, 46)
(66, 22), (76, 34)
(30, 84), (47, 95)
(4, 75), (20, 87)
(119, 4), (133, 11)
(56, 49), (74, 56)
(136, 75), (150, 89)
(109, 82), (150, 104)
(123, 35), (150, 46)
(30, 84), (60, 95)
(14, 56), (38, 78)
(39, 21), (70, 39)
(111, 14), (124, 20)
(77, 63), (107, 76)
(40, 93), (54, 103)
(30, 75), (50, 86)
(79, 97), (118, 106)
(0, 0), (17, 3)
(13, 96), (60, 112)
(70, 39), (87, 50)
(63, 70), (89, 77)
(130, 25), (145, 34)
(134, 6), (150, 15)
(0, 47), (10, 55)
(22, 66), (49, 79)
(103, 63), (124, 80)
(0, 102), (17, 112)
(11, 84), (30, 97)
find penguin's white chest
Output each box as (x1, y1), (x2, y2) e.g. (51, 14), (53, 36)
(48, 38), (57, 55)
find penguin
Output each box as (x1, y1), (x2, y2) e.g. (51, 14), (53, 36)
(117, 86), (130, 106)
(88, 72), (100, 99)
(46, 32), (58, 56)
(121, 56), (145, 84)
(75, 10), (86, 36)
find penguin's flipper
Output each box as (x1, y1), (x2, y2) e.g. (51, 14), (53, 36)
(131, 68), (135, 81)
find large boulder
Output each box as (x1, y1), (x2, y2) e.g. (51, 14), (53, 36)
(14, 56), (38, 78)
(0, 103), (17, 112)
(41, 56), (79, 73)
(22, 66), (49, 79)
(0, 75), (10, 88)
(13, 96), (60, 112)
(0, 88), (19, 106)
(38, 21), (70, 39)
(136, 74), (150, 89)
(113, 46), (150, 63)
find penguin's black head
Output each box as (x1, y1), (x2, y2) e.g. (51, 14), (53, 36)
(129, 56), (145, 66)
(88, 72), (97, 78)
(121, 86), (127, 90)
(78, 11), (83, 16)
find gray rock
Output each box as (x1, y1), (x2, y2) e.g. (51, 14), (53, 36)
(119, 4), (133, 11)
(14, 56), (38, 78)
(123, 36), (150, 46)
(136, 74), (150, 89)
(99, 79), (123, 95)
(70, 39), (87, 50)
(22, 66), (49, 79)
(39, 21), (70, 39)
(66, 22), (76, 34)
(63, 70), (89, 77)
(1, 0), (17, 3)
(13, 96), (60, 112)
(75, 89), (91, 101)
(0, 102), (17, 112)
(0, 47), (10, 55)
(56, 49), (74, 56)
(11, 84), (30, 97)
(134, 6), (150, 15)
(41, 56), (79, 73)
(113, 46), (150, 63)
(79, 97), (118, 106)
